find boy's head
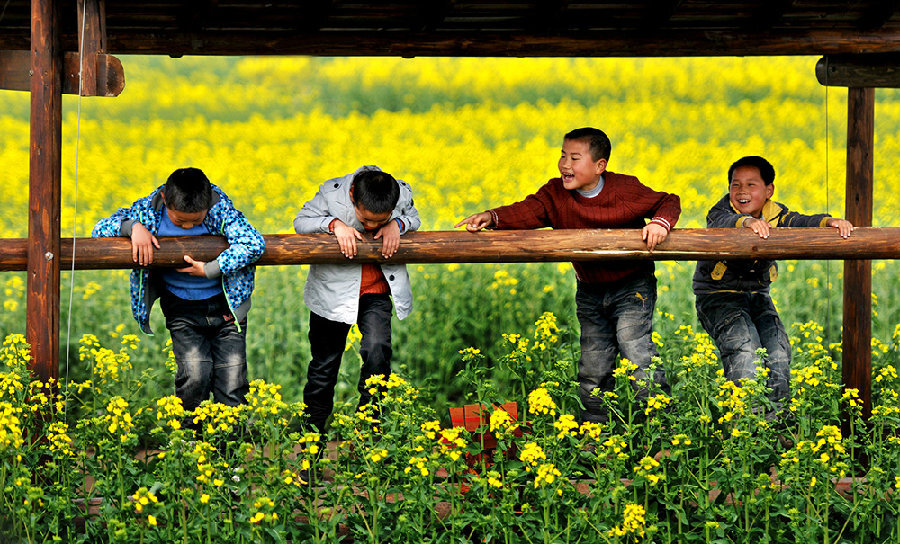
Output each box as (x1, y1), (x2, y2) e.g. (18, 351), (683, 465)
(559, 128), (610, 192)
(349, 169), (400, 231)
(727, 156), (775, 218)
(163, 167), (212, 229)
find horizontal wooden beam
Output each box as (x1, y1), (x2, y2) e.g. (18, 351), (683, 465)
(97, 30), (900, 58)
(4, 28), (900, 58)
(1, 228), (898, 272)
(816, 54), (900, 87)
(0, 49), (124, 95)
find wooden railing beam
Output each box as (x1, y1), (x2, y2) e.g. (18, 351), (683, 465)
(1, 227), (899, 271)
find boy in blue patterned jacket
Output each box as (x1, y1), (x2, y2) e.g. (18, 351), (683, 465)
(93, 167), (265, 416)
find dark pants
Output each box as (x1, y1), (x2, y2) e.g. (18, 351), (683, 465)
(304, 293), (393, 434)
(695, 291), (791, 406)
(160, 291), (249, 414)
(576, 274), (665, 423)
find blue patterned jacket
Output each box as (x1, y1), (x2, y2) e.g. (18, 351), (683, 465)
(92, 184), (265, 333)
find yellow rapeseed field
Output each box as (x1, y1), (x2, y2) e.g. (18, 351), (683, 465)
(2, 56), (900, 401)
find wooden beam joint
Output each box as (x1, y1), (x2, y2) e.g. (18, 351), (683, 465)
(816, 53), (900, 88)
(0, 49), (124, 95)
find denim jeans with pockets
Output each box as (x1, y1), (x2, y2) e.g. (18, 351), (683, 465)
(695, 291), (791, 406)
(576, 274), (665, 423)
(160, 291), (250, 418)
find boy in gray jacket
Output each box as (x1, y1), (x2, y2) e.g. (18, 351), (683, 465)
(693, 156), (852, 411)
(294, 166), (420, 434)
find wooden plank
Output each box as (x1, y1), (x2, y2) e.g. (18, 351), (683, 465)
(28, 0), (63, 383)
(97, 29), (900, 57)
(843, 87), (875, 421)
(816, 54), (900, 88)
(77, 0), (107, 96)
(2, 227), (900, 271)
(0, 50), (124, 96)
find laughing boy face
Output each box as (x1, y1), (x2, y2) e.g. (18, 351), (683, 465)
(558, 138), (607, 193)
(729, 165), (774, 218)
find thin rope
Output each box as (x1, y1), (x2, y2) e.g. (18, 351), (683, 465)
(824, 58), (833, 348)
(64, 5), (88, 407)
(0, 0), (10, 24)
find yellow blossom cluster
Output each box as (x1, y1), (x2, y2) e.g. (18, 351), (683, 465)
(533, 463), (562, 488)
(131, 486), (159, 513)
(519, 441), (547, 469)
(103, 396), (135, 441)
(609, 503), (647, 537)
(249, 497), (278, 524)
(155, 395), (185, 431)
(0, 401), (24, 451)
(190, 401), (242, 435)
(527, 387), (557, 416)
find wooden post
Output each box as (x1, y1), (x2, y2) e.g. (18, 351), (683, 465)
(843, 87), (875, 420)
(27, 0), (62, 382)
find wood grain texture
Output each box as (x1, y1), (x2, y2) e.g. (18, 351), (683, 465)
(2, 227), (899, 271)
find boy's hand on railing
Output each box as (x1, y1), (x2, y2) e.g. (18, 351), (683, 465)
(742, 217), (770, 239)
(332, 220), (363, 258)
(374, 220), (401, 259)
(455, 212), (494, 232)
(177, 255), (208, 277)
(827, 218), (855, 239)
(130, 223), (160, 266)
(642, 223), (668, 251)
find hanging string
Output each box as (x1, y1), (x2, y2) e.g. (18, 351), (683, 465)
(64, 5), (88, 408)
(824, 57), (834, 349)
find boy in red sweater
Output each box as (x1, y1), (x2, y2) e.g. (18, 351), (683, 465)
(456, 127), (681, 423)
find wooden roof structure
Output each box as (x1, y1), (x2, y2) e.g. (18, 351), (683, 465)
(3, 1), (900, 57)
(3, 0), (900, 422)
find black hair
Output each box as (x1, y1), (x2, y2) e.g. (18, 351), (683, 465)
(164, 167), (213, 213)
(351, 170), (400, 214)
(728, 156), (776, 185)
(563, 127), (611, 161)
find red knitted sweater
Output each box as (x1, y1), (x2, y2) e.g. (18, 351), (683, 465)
(489, 172), (681, 285)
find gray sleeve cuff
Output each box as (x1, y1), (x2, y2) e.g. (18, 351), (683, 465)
(204, 260), (222, 279)
(120, 219), (136, 237)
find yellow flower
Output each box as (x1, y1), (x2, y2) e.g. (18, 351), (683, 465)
(528, 387), (557, 416)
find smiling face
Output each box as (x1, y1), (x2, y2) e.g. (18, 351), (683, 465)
(558, 138), (606, 192)
(729, 165), (774, 218)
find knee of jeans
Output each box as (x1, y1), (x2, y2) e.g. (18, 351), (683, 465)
(177, 357), (210, 382)
(359, 336), (392, 362)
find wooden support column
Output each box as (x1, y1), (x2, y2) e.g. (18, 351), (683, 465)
(843, 87), (875, 420)
(27, 0), (62, 382)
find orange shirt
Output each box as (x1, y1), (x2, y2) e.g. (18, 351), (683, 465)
(360, 264), (390, 295)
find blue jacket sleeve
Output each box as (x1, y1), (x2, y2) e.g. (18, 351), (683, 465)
(206, 194), (265, 278)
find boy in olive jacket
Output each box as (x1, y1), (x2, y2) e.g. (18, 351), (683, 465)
(693, 156), (852, 410)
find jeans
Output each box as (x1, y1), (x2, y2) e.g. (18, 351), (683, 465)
(160, 291), (250, 415)
(695, 291), (791, 405)
(304, 293), (393, 434)
(576, 274), (664, 423)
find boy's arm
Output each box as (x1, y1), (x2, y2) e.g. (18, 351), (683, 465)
(780, 207), (854, 238)
(92, 194), (160, 265)
(293, 183), (337, 234)
(389, 180), (420, 234)
(375, 180), (419, 258)
(488, 181), (556, 230)
(91, 194), (153, 237)
(204, 201), (266, 278)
